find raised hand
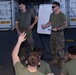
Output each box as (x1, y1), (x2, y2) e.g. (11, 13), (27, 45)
(18, 32), (26, 43)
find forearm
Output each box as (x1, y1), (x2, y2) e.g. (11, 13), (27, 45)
(12, 41), (21, 65)
(45, 22), (51, 28)
(12, 33), (26, 65)
(58, 21), (67, 31)
(12, 41), (21, 57)
(15, 24), (20, 32)
(31, 16), (38, 26)
(15, 21), (20, 33)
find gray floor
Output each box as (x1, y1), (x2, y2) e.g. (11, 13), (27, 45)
(0, 27), (76, 75)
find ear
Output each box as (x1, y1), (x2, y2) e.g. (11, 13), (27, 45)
(38, 62), (40, 65)
(26, 60), (28, 64)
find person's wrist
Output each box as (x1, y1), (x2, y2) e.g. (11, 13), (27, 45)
(45, 24), (47, 28)
(17, 40), (22, 44)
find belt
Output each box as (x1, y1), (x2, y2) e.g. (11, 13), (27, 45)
(51, 30), (63, 32)
(19, 27), (29, 29)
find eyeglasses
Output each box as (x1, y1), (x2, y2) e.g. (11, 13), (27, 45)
(52, 6), (56, 8)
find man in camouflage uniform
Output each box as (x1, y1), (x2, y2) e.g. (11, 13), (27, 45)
(15, 1), (38, 60)
(42, 2), (67, 67)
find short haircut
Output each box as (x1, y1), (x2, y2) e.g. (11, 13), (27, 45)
(27, 52), (40, 66)
(68, 46), (76, 55)
(52, 1), (60, 7)
(19, 1), (25, 5)
(33, 47), (43, 57)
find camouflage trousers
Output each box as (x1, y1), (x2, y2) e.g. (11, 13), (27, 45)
(50, 31), (65, 61)
(19, 28), (34, 57)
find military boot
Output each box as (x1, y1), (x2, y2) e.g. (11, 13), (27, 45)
(49, 59), (58, 66)
(64, 52), (70, 62)
(59, 60), (64, 67)
(57, 57), (64, 67)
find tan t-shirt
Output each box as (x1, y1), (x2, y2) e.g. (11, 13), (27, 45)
(61, 58), (76, 75)
(49, 11), (66, 28)
(15, 10), (36, 28)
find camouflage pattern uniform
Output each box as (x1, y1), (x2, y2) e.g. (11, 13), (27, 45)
(50, 31), (65, 66)
(49, 12), (67, 66)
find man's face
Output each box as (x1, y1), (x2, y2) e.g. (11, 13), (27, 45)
(19, 4), (26, 12)
(52, 4), (59, 12)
